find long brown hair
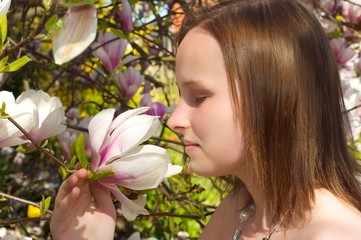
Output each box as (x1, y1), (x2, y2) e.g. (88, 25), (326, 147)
(176, 0), (361, 227)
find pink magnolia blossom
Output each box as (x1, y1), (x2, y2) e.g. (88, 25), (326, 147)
(0, 91), (34, 147)
(121, 0), (134, 32)
(115, 67), (144, 100)
(93, 31), (128, 73)
(330, 38), (356, 68)
(53, 4), (97, 65)
(319, 0), (342, 13)
(140, 93), (167, 119)
(16, 90), (66, 145)
(343, 1), (361, 24)
(88, 107), (182, 220)
(58, 117), (91, 160)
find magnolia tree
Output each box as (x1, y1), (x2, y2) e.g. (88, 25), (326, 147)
(0, 0), (361, 239)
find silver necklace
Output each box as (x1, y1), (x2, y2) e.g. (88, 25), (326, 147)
(231, 201), (283, 240)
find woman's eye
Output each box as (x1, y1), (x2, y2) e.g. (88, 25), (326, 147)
(193, 96), (207, 105)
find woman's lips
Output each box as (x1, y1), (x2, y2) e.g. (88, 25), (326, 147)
(184, 140), (200, 153)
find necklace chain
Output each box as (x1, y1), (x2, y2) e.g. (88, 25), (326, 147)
(231, 201), (283, 240)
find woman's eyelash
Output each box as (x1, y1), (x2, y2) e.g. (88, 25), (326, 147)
(193, 95), (207, 104)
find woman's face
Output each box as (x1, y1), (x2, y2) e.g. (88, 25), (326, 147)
(168, 28), (244, 177)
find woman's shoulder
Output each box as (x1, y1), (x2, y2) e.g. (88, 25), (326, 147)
(296, 189), (361, 240)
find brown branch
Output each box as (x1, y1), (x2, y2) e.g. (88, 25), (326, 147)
(0, 191), (53, 215)
(0, 217), (51, 225)
(0, 0), (57, 60)
(6, 115), (68, 169)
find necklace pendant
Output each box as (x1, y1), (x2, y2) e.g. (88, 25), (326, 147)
(232, 228), (242, 240)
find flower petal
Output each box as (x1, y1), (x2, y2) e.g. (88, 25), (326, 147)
(104, 183), (148, 221)
(121, 194), (146, 221)
(28, 107), (66, 142)
(165, 164), (183, 178)
(121, 0), (134, 32)
(53, 4), (97, 65)
(109, 107), (149, 129)
(98, 145), (170, 190)
(88, 108), (114, 169)
(0, 0), (11, 16)
(0, 112), (34, 147)
(102, 114), (160, 161)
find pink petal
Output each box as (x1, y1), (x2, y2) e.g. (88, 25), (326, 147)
(98, 145), (169, 190)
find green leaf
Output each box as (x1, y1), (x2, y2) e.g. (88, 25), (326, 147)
(1, 101), (5, 116)
(0, 55), (8, 68)
(0, 14), (7, 46)
(0, 56), (32, 72)
(110, 28), (127, 39)
(88, 170), (114, 181)
(75, 134), (89, 169)
(45, 15), (63, 35)
(68, 155), (77, 168)
(40, 195), (51, 217)
(59, 166), (68, 180)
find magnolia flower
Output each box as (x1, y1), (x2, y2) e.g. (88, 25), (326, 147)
(146, 102), (167, 119)
(92, 31), (128, 73)
(121, 0), (134, 32)
(53, 4), (97, 65)
(16, 90), (66, 145)
(330, 38), (356, 68)
(319, 0), (342, 13)
(0, 91), (34, 147)
(115, 67), (143, 100)
(140, 93), (167, 119)
(58, 117), (91, 160)
(88, 107), (182, 220)
(343, 1), (361, 24)
(0, 0), (11, 16)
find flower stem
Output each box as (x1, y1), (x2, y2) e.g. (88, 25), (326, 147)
(0, 191), (53, 215)
(6, 115), (68, 169)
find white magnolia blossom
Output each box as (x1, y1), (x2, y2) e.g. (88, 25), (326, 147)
(16, 89), (66, 144)
(0, 91), (34, 147)
(53, 4), (97, 65)
(0, 0), (11, 16)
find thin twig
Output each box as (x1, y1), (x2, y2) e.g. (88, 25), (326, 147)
(0, 191), (53, 215)
(0, 217), (51, 225)
(0, 0), (57, 60)
(6, 115), (67, 168)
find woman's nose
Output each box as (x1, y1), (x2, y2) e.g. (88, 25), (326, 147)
(167, 102), (190, 134)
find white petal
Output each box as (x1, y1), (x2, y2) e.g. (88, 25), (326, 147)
(0, 112), (34, 147)
(105, 184), (148, 221)
(109, 107), (149, 130)
(121, 194), (147, 221)
(98, 145), (170, 190)
(102, 114), (160, 161)
(88, 108), (114, 169)
(0, 0), (11, 16)
(28, 107), (66, 142)
(127, 232), (141, 240)
(165, 164), (182, 178)
(53, 4), (97, 65)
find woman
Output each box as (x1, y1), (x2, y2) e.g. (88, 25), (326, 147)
(50, 0), (361, 239)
